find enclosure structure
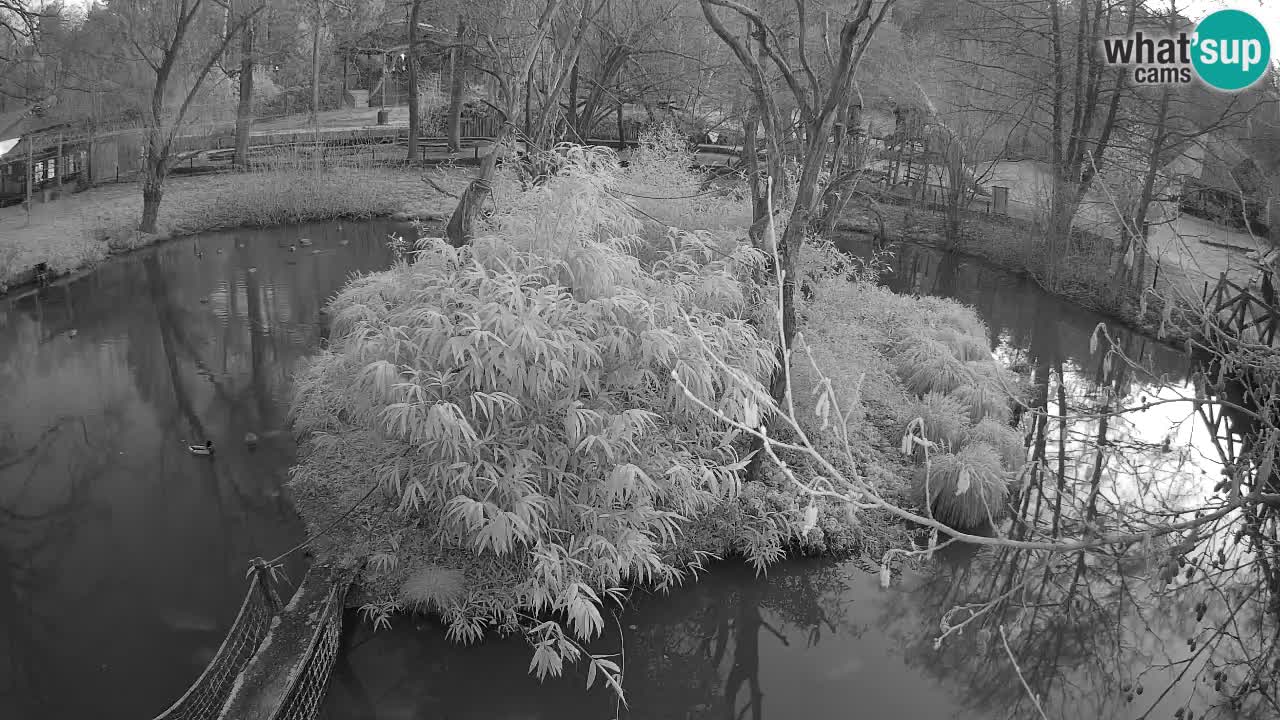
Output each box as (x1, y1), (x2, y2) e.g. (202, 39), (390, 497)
(0, 127), (92, 206)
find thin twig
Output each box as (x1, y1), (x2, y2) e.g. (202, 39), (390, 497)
(1000, 624), (1050, 720)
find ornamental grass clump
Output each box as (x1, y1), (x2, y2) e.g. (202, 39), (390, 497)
(930, 325), (992, 362)
(901, 391), (970, 461)
(951, 381), (1011, 425)
(894, 337), (968, 396)
(965, 418), (1026, 470)
(917, 442), (1011, 529)
(289, 144), (774, 690)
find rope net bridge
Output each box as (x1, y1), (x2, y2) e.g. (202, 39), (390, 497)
(151, 559), (352, 720)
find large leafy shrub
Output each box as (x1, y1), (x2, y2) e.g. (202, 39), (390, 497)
(289, 145), (774, 684)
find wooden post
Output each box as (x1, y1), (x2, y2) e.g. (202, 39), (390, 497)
(86, 124), (95, 187)
(342, 54), (349, 104)
(616, 79), (624, 142)
(25, 137), (32, 222)
(55, 132), (63, 194)
(251, 558), (283, 612)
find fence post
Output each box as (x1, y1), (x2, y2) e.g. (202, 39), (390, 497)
(25, 139), (32, 216)
(251, 557), (283, 613)
(56, 132), (63, 193)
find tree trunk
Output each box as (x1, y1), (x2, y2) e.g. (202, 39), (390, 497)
(1124, 85), (1171, 290)
(524, 64), (534, 138)
(311, 1), (322, 124)
(616, 83), (624, 142)
(566, 59), (579, 139)
(445, 127), (507, 247)
(742, 106), (768, 239)
(234, 11), (255, 168)
(446, 19), (465, 152)
(406, 0), (421, 162)
(140, 155), (166, 233)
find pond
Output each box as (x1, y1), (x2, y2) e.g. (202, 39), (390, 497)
(0, 223), (1235, 720)
(0, 219), (411, 719)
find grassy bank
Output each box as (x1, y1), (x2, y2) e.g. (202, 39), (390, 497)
(285, 137), (1027, 685)
(0, 166), (470, 294)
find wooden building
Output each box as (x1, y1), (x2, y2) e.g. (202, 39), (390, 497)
(0, 124), (145, 207)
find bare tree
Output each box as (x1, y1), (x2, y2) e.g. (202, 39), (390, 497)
(698, 0), (893, 401)
(110, 0), (265, 232)
(232, 0), (257, 167)
(444, 0), (604, 246)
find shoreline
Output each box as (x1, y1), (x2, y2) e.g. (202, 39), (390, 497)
(833, 214), (1200, 348)
(0, 167), (469, 298)
(0, 206), (448, 301)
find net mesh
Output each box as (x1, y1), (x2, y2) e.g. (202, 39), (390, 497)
(274, 580), (350, 720)
(153, 578), (274, 720)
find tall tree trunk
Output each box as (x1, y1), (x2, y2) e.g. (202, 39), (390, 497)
(523, 63), (534, 137)
(1124, 85), (1171, 290)
(234, 10), (255, 168)
(566, 59), (579, 139)
(140, 140), (166, 233)
(615, 84), (624, 142)
(406, 0), (421, 162)
(310, 1), (322, 125)
(742, 105), (768, 236)
(446, 19), (465, 152)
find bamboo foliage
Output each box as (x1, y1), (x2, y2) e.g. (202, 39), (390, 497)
(290, 145), (774, 684)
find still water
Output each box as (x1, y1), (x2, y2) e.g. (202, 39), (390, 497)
(0, 220), (409, 719)
(0, 224), (1230, 720)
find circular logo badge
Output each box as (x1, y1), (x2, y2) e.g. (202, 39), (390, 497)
(1192, 9), (1271, 91)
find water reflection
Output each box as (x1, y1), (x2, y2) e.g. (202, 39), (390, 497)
(0, 220), (407, 719)
(849, 237), (1226, 507)
(323, 561), (987, 720)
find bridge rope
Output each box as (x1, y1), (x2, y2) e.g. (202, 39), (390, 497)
(149, 479), (377, 720)
(151, 573), (276, 720)
(262, 483), (381, 568)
